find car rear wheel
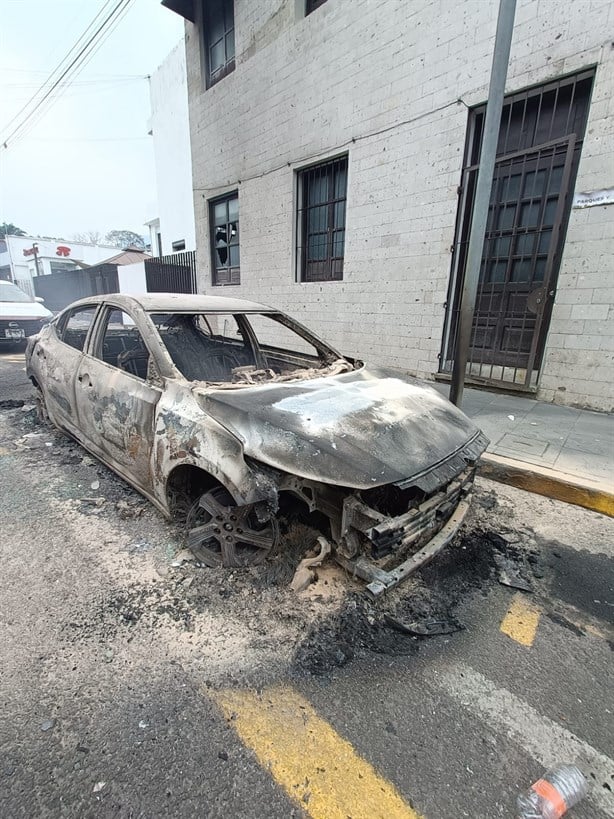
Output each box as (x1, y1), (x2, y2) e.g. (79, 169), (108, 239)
(185, 486), (279, 568)
(34, 385), (49, 424)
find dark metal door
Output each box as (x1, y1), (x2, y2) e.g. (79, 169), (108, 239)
(470, 135), (576, 381)
(442, 69), (594, 390)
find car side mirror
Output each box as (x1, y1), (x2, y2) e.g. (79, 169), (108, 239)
(35, 296), (45, 304)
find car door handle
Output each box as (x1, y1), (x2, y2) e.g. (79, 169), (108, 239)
(78, 373), (91, 387)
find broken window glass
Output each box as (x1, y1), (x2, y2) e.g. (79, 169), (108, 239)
(210, 193), (240, 286)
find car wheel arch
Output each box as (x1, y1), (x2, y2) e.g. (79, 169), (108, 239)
(165, 464), (232, 519)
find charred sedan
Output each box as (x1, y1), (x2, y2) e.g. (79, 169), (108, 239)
(26, 294), (488, 595)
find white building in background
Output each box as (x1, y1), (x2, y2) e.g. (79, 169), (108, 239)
(0, 234), (119, 297)
(163, 0), (614, 412)
(146, 39), (196, 256)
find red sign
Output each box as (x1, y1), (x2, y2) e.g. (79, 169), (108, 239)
(56, 245), (71, 257)
(23, 244), (38, 257)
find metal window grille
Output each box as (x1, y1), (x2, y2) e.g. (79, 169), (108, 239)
(144, 251), (197, 294)
(204, 0), (235, 88)
(210, 192), (240, 286)
(441, 69), (594, 391)
(297, 155), (348, 282)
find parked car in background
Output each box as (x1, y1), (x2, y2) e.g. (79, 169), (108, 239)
(25, 293), (488, 595)
(0, 280), (52, 346)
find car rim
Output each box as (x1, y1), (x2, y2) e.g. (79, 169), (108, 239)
(186, 486), (279, 568)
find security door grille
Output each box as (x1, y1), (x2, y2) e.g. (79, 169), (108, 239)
(297, 156), (348, 282)
(442, 69), (594, 390)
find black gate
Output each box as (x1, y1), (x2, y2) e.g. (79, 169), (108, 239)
(442, 69), (594, 390)
(33, 265), (119, 313)
(144, 251), (197, 294)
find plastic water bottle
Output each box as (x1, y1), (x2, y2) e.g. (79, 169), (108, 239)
(516, 765), (588, 819)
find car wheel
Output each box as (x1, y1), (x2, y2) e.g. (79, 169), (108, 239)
(185, 486), (279, 568)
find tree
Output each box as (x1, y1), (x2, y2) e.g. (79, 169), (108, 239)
(72, 230), (102, 244)
(104, 229), (146, 250)
(0, 222), (26, 237)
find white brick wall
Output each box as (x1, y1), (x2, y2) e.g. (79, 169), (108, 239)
(183, 0), (614, 411)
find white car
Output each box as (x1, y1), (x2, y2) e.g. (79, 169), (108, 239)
(0, 280), (53, 346)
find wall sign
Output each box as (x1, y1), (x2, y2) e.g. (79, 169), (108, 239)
(56, 245), (71, 256)
(572, 188), (614, 208)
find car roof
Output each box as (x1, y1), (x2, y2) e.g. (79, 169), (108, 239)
(65, 292), (276, 313)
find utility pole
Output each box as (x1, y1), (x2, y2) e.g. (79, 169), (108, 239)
(449, 0), (517, 407)
(23, 242), (43, 278)
(32, 243), (42, 279)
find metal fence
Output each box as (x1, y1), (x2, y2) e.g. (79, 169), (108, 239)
(33, 265), (119, 313)
(144, 251), (197, 294)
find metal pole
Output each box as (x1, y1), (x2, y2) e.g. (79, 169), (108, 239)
(32, 243), (42, 278)
(449, 0), (517, 407)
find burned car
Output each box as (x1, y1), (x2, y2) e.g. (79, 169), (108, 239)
(26, 293), (488, 595)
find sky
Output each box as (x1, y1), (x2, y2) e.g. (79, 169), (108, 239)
(0, 0), (184, 240)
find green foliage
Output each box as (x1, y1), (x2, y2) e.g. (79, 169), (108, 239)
(0, 222), (26, 237)
(104, 229), (146, 250)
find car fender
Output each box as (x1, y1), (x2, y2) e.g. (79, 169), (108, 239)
(153, 385), (278, 514)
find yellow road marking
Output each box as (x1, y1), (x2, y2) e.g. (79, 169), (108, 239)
(211, 685), (423, 819)
(500, 593), (541, 646)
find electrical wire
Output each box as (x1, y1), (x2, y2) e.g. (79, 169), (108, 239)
(0, 0), (118, 136)
(11, 0), (138, 146)
(2, 0), (132, 148)
(194, 97), (470, 194)
(1, 0), (134, 150)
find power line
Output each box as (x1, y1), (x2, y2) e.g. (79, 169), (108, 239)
(0, 0), (118, 137)
(194, 97), (470, 194)
(1, 0), (134, 150)
(2, 77), (147, 89)
(12, 0), (138, 147)
(29, 136), (150, 143)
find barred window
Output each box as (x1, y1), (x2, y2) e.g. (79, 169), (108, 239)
(210, 192), (240, 286)
(297, 156), (348, 282)
(203, 0), (235, 88)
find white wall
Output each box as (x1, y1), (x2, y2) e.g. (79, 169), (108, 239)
(117, 260), (147, 295)
(150, 40), (196, 255)
(184, 0), (614, 411)
(1, 234), (121, 286)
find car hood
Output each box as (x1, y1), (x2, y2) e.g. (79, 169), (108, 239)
(196, 366), (486, 489)
(0, 302), (52, 320)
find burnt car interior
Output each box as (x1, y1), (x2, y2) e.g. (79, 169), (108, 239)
(98, 309), (151, 380)
(150, 312), (349, 384)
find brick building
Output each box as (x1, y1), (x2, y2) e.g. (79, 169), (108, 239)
(162, 0), (613, 411)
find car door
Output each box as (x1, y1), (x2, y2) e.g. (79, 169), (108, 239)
(74, 304), (162, 495)
(36, 304), (100, 430)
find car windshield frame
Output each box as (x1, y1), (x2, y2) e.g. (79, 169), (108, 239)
(147, 309), (348, 385)
(0, 282), (34, 303)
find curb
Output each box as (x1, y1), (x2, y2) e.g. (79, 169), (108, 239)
(478, 453), (614, 518)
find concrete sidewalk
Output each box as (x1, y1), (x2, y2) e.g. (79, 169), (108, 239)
(434, 383), (614, 516)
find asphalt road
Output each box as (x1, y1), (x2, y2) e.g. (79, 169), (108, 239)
(0, 346), (33, 403)
(0, 350), (613, 819)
